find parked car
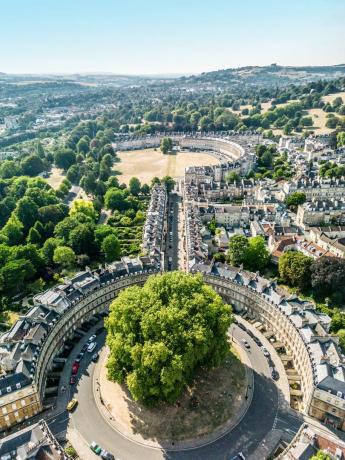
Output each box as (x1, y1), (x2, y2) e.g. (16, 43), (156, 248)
(247, 330), (254, 339)
(230, 453), (245, 460)
(90, 441), (102, 455)
(237, 323), (246, 331)
(270, 368), (279, 381)
(70, 375), (76, 385)
(75, 352), (84, 363)
(241, 339), (250, 349)
(253, 336), (262, 347)
(88, 334), (97, 343)
(67, 398), (78, 411)
(92, 352), (99, 362)
(81, 343), (89, 352)
(101, 449), (115, 460)
(72, 362), (79, 375)
(87, 342), (97, 353)
(261, 347), (270, 358)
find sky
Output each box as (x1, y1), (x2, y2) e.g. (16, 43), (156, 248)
(1, 0), (345, 75)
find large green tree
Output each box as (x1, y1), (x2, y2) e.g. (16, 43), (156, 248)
(279, 251), (312, 291)
(228, 234), (249, 266)
(101, 234), (121, 262)
(246, 236), (271, 271)
(160, 137), (173, 154)
(106, 272), (232, 405)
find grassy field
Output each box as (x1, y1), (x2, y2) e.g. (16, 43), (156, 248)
(46, 167), (65, 189)
(116, 148), (219, 185)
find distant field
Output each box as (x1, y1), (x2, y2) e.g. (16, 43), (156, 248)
(116, 148), (219, 185)
(322, 91), (345, 104)
(46, 167), (65, 189)
(307, 108), (335, 134)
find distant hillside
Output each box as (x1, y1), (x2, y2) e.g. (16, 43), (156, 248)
(176, 64), (345, 90)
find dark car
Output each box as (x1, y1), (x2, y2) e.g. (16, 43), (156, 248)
(237, 323), (246, 331)
(70, 375), (76, 385)
(81, 343), (88, 353)
(75, 352), (84, 363)
(100, 450), (115, 460)
(92, 353), (99, 362)
(270, 367), (279, 380)
(247, 330), (254, 339)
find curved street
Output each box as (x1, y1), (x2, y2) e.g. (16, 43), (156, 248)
(46, 319), (302, 459)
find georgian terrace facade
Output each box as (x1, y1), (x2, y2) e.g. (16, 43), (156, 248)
(0, 256), (160, 432)
(192, 261), (345, 430)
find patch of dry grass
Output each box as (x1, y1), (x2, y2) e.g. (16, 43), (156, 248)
(101, 347), (246, 442)
(46, 167), (65, 189)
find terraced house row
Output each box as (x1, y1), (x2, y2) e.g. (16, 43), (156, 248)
(2, 251), (345, 431)
(0, 256), (159, 432)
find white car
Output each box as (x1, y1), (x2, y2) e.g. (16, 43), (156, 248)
(88, 334), (97, 343)
(87, 342), (97, 353)
(261, 347), (270, 357)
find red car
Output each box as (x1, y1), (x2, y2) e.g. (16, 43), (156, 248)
(72, 362), (79, 375)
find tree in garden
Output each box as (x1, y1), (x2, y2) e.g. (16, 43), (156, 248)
(1, 214), (23, 246)
(278, 251), (312, 291)
(15, 197), (39, 232)
(160, 137), (173, 154)
(76, 137), (89, 155)
(70, 199), (98, 221)
(0, 259), (35, 294)
(41, 237), (63, 264)
(129, 177), (141, 196)
(53, 246), (76, 268)
(310, 256), (345, 304)
(106, 272), (232, 405)
(68, 223), (95, 255)
(228, 234), (249, 266)
(21, 154), (45, 176)
(54, 149), (76, 170)
(151, 177), (161, 186)
(310, 451), (332, 460)
(337, 132), (345, 147)
(225, 171), (240, 183)
(246, 236), (271, 271)
(104, 188), (128, 211)
(285, 192), (306, 209)
(101, 234), (121, 262)
(141, 183), (150, 194)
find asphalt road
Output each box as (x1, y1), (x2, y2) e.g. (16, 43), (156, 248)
(165, 192), (181, 272)
(47, 322), (302, 460)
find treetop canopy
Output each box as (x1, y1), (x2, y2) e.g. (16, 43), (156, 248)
(105, 271), (232, 405)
